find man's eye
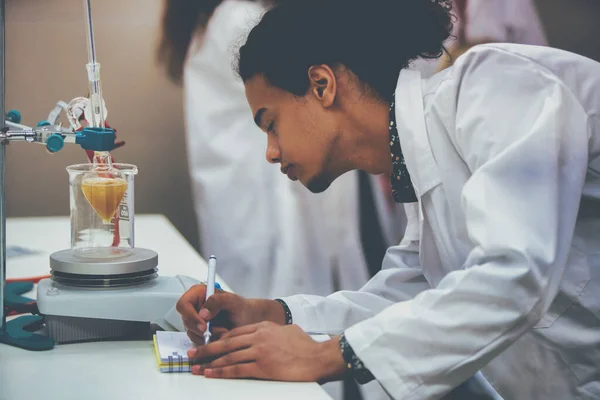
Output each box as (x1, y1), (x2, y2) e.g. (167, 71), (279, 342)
(267, 121), (275, 132)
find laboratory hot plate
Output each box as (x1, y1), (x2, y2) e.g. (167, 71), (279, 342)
(49, 247), (158, 287)
(36, 248), (196, 344)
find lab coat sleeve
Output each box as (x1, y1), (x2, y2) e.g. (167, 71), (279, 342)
(280, 204), (431, 334)
(342, 47), (590, 399)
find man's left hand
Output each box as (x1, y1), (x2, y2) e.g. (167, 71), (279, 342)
(188, 321), (347, 382)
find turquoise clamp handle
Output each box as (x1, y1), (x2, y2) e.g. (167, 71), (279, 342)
(38, 121), (65, 153)
(6, 110), (21, 124)
(75, 127), (116, 151)
(45, 134), (65, 153)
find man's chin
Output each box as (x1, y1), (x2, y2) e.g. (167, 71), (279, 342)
(305, 175), (332, 194)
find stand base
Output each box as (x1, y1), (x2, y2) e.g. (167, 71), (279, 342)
(0, 315), (55, 351)
(6, 281), (38, 315)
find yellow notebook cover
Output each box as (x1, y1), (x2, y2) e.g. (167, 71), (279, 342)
(153, 333), (192, 373)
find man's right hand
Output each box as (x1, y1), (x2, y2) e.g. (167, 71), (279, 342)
(176, 284), (288, 345)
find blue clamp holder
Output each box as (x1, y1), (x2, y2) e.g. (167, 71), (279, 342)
(6, 109), (21, 124)
(45, 134), (65, 153)
(75, 127), (116, 152)
(35, 120), (68, 154)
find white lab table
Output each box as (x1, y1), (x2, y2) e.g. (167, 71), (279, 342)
(0, 215), (332, 400)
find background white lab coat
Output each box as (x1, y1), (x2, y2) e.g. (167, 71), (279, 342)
(282, 44), (600, 399)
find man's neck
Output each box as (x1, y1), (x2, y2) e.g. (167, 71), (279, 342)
(342, 98), (393, 176)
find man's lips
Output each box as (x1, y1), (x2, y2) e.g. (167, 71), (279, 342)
(281, 165), (297, 181)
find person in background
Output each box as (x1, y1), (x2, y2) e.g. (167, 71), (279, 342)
(157, 1), (392, 399)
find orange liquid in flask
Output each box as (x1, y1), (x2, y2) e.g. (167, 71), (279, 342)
(81, 178), (128, 222)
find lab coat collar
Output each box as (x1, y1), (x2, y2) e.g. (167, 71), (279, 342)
(394, 69), (442, 198)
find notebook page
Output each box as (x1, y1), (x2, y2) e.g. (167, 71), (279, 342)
(155, 331), (195, 363)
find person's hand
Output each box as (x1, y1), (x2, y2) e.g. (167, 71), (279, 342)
(176, 285), (287, 344)
(176, 284), (253, 344)
(187, 321), (347, 382)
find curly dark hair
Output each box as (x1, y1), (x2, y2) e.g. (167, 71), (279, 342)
(237, 0), (455, 102)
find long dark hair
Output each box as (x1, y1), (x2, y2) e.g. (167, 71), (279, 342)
(158, 0), (281, 84)
(237, 0), (454, 102)
(157, 0), (221, 84)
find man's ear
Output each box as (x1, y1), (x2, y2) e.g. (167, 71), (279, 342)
(308, 65), (336, 108)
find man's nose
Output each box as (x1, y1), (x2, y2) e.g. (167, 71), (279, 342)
(266, 135), (281, 164)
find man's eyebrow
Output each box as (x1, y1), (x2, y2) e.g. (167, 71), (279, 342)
(254, 108), (267, 129)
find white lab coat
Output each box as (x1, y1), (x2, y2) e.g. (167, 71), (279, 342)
(282, 43), (600, 399)
(410, 0), (547, 78)
(183, 1), (393, 399)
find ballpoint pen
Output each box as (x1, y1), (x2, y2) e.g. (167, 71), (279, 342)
(203, 255), (217, 345)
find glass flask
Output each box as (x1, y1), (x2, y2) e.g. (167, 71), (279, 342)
(67, 163), (138, 258)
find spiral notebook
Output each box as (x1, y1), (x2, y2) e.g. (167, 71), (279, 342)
(153, 331), (331, 373)
(153, 331), (194, 373)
